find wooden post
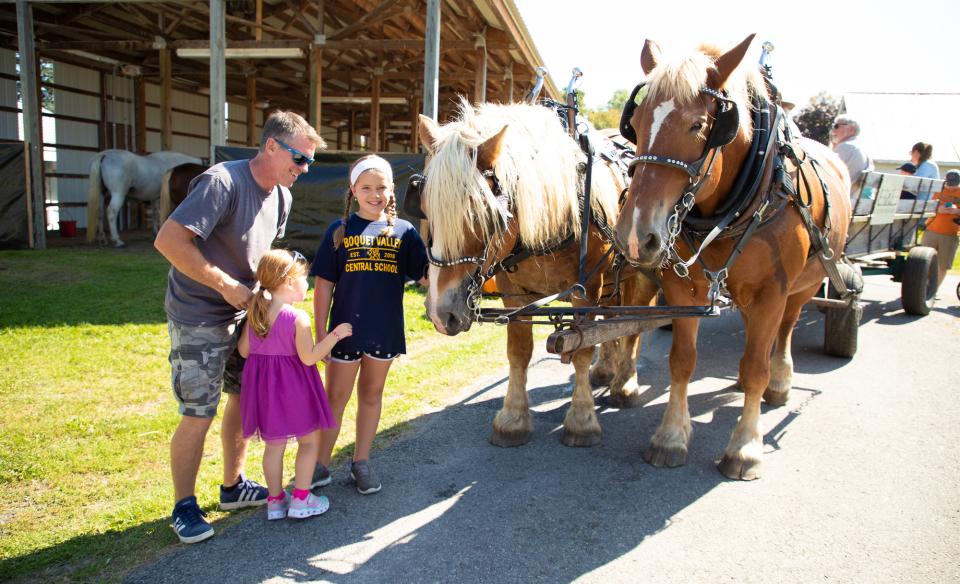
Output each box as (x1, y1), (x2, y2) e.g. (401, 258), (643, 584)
(506, 62), (515, 103)
(410, 97), (421, 152)
(422, 0), (440, 120)
(254, 0), (263, 41)
(245, 0), (262, 147)
(98, 71), (108, 149)
(17, 0), (45, 248)
(370, 72), (381, 151)
(134, 76), (146, 153)
(160, 47), (172, 150)
(309, 45), (323, 134)
(209, 0), (226, 163)
(473, 34), (487, 104)
(348, 109), (355, 150)
(336, 126), (343, 150)
(246, 75), (257, 146)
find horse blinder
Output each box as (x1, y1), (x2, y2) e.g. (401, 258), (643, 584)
(619, 83), (646, 145)
(403, 173), (428, 220)
(703, 89), (739, 150)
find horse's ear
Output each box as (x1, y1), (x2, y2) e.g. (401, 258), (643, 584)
(418, 114), (441, 154)
(477, 125), (508, 170)
(708, 33), (756, 90)
(641, 39), (661, 75)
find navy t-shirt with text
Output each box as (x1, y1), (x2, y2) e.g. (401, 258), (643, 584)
(310, 214), (427, 356)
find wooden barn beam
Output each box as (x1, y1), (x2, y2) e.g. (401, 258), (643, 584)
(159, 46), (173, 149)
(38, 38), (513, 53)
(410, 96), (421, 152)
(135, 76), (146, 152)
(254, 0), (263, 41)
(328, 0), (403, 41)
(246, 75), (257, 146)
(370, 71), (381, 151)
(17, 0), (45, 248)
(473, 30), (487, 103)
(422, 0), (440, 121)
(348, 109), (355, 150)
(210, 0), (226, 162)
(308, 4), (324, 135)
(308, 45), (323, 134)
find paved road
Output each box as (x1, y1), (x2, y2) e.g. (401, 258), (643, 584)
(127, 273), (960, 584)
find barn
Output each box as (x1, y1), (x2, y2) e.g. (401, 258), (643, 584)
(0, 0), (560, 249)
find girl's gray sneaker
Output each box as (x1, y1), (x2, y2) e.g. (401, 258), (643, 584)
(350, 459), (382, 495)
(310, 463), (332, 488)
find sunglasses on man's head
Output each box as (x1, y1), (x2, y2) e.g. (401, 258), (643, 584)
(274, 138), (315, 166)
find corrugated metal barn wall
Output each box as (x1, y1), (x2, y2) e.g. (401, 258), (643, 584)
(0, 53), (263, 230)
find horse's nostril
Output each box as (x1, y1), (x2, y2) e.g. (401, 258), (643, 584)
(642, 233), (661, 254)
(444, 313), (460, 332)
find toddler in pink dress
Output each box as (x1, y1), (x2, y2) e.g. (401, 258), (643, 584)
(239, 249), (352, 520)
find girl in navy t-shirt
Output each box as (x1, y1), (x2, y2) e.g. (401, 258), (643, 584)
(310, 154), (428, 494)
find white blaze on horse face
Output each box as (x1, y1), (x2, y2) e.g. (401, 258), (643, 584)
(628, 204), (642, 259)
(626, 162), (651, 260)
(427, 263), (445, 334)
(648, 98), (675, 150)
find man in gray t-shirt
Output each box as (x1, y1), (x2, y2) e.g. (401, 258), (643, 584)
(154, 110), (325, 544)
(831, 114), (873, 187)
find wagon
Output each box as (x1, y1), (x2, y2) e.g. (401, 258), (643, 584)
(805, 171), (945, 357)
(845, 171), (944, 314)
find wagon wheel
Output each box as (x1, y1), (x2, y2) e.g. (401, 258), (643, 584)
(823, 262), (863, 358)
(901, 246), (938, 316)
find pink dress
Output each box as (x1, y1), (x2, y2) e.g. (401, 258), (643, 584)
(241, 305), (334, 443)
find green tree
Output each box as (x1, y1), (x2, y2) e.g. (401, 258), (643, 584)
(15, 55), (55, 112)
(605, 88), (629, 111)
(794, 92), (840, 146)
(581, 88), (631, 131)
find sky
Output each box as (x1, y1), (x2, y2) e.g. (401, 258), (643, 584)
(513, 0), (960, 111)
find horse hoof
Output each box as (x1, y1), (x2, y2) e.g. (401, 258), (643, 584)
(643, 443), (687, 468)
(114, 242), (126, 249)
(762, 386), (789, 407)
(607, 389), (642, 409)
(589, 368), (614, 387)
(717, 453), (762, 480)
(561, 427), (601, 447)
(489, 429), (531, 448)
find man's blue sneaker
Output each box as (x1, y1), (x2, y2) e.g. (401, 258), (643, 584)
(171, 496), (214, 544)
(219, 474), (268, 510)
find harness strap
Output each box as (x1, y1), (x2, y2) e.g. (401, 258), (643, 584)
(672, 105), (782, 277)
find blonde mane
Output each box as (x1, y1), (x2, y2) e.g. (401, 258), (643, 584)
(423, 100), (621, 261)
(646, 42), (768, 140)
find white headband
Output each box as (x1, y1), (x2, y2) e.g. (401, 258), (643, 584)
(350, 157), (393, 186)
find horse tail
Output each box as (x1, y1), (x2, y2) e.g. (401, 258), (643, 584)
(159, 166), (175, 223)
(86, 152), (104, 243)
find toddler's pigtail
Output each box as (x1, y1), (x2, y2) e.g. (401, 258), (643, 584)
(248, 288), (272, 338)
(332, 190), (352, 250)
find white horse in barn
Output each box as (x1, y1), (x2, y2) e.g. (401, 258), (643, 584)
(86, 149), (202, 247)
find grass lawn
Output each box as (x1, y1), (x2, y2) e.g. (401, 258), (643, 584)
(0, 245), (531, 582)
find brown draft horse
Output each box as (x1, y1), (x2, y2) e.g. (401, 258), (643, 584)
(417, 101), (658, 447)
(159, 162), (207, 222)
(614, 35), (852, 479)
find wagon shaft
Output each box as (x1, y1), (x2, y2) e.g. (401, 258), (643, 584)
(547, 317), (673, 359)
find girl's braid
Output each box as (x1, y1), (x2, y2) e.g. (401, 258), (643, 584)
(379, 193), (396, 236)
(332, 189), (353, 249)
